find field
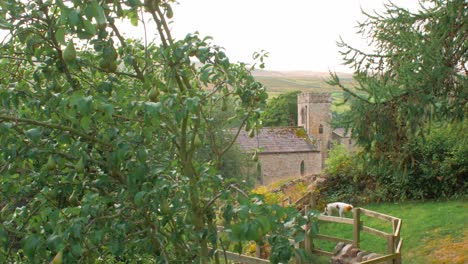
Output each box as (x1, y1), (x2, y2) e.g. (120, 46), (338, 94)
(253, 70), (355, 113)
(314, 200), (468, 263)
(253, 70), (355, 98)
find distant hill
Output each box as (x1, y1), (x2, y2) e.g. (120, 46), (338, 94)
(252, 70), (355, 96)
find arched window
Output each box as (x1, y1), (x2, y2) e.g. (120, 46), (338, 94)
(300, 160), (305, 176)
(319, 124), (323, 134)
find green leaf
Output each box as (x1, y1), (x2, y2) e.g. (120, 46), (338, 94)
(144, 102), (161, 115)
(134, 191), (146, 206)
(23, 234), (41, 260)
(0, 18), (13, 29)
(55, 27), (66, 45)
(309, 222), (319, 236)
(76, 95), (93, 115)
(80, 116), (92, 132)
(82, 19), (96, 35)
(130, 15), (138, 26)
(186, 96), (200, 112)
(25, 128), (42, 143)
(71, 243), (83, 256)
(101, 103), (114, 116)
(69, 10), (81, 26)
(293, 229), (305, 243)
(0, 226), (8, 248)
(90, 0), (106, 26)
(127, 10), (139, 26)
(46, 235), (63, 252)
(136, 148), (147, 163)
(127, 0), (142, 7)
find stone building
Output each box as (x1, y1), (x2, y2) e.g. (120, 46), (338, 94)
(236, 92), (352, 185)
(297, 93), (332, 168)
(236, 127), (322, 185)
(332, 128), (356, 153)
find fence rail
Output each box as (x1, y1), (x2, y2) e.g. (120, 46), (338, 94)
(216, 192), (402, 264)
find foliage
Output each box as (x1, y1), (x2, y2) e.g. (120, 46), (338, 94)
(320, 143), (373, 204)
(251, 186), (285, 205)
(251, 177), (310, 205)
(328, 0), (467, 174)
(320, 122), (467, 203)
(194, 97), (260, 187)
(222, 194), (321, 264)
(0, 1), (314, 263)
(262, 90), (300, 127)
(397, 122), (467, 200)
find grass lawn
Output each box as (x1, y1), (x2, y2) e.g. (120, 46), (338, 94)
(313, 200), (467, 263)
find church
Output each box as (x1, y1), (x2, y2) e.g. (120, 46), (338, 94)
(236, 92), (353, 185)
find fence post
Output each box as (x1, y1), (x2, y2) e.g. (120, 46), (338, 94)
(256, 241), (264, 259)
(353, 208), (360, 248)
(309, 192), (316, 210)
(304, 205), (314, 253)
(387, 235), (395, 264)
(393, 219), (398, 262)
(393, 219), (402, 264)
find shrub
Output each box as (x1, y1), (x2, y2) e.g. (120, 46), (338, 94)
(251, 186), (285, 205)
(319, 123), (468, 204)
(401, 123), (468, 199)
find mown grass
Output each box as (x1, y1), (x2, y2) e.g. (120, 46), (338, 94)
(313, 200), (467, 263)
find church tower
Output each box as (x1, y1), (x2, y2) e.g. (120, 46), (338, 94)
(297, 93), (332, 167)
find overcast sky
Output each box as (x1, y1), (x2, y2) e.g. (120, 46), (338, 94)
(167, 0), (421, 73)
(1, 1), (422, 73)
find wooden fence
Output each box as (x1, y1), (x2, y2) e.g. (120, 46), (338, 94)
(216, 192), (403, 264)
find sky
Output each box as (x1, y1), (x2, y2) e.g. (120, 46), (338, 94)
(0, 1), (422, 73)
(167, 0), (422, 73)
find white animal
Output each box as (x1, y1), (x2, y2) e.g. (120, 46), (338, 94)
(324, 202), (354, 217)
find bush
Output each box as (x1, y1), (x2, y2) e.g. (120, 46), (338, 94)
(319, 143), (376, 204)
(251, 186), (285, 205)
(401, 123), (468, 199)
(319, 123), (468, 204)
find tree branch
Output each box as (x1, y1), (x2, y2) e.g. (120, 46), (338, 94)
(0, 115), (111, 147)
(108, 22), (145, 81)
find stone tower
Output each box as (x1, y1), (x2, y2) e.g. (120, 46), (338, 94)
(297, 93), (332, 167)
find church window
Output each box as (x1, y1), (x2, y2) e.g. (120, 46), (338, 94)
(300, 160), (305, 176)
(319, 124), (323, 134)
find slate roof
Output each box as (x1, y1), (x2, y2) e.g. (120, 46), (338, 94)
(332, 128), (352, 138)
(236, 127), (318, 154)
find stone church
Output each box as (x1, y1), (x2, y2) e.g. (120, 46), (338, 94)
(236, 92), (353, 185)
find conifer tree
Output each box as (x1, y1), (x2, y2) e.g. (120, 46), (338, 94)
(329, 0), (467, 169)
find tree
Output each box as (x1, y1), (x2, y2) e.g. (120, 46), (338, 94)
(0, 1), (313, 263)
(262, 90), (300, 127)
(329, 0), (467, 172)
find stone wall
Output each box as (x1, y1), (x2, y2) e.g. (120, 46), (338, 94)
(331, 136), (357, 153)
(259, 151), (321, 185)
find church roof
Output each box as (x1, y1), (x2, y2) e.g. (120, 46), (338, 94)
(236, 127), (318, 154)
(332, 128), (352, 138)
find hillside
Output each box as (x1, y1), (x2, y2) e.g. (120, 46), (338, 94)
(252, 70), (355, 96)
